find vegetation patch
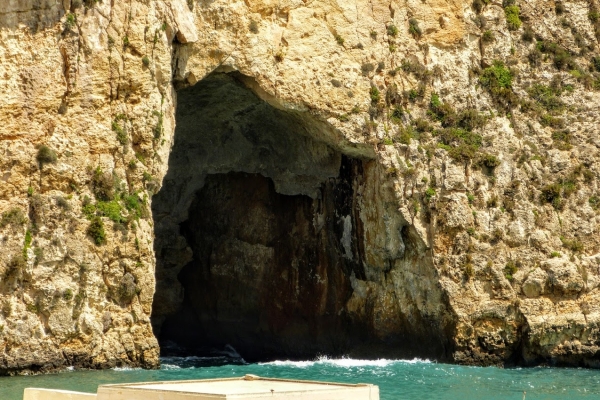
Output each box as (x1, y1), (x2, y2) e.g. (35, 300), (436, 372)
(551, 130), (572, 150)
(394, 126), (420, 145)
(589, 196), (600, 210)
(536, 41), (577, 70)
(96, 200), (125, 224)
(22, 230), (32, 260)
(389, 107), (404, 124)
(400, 60), (431, 82)
(92, 167), (116, 201)
(540, 114), (565, 129)
(472, 0), (491, 13)
(480, 61), (513, 91)
(370, 86), (381, 103)
(540, 177), (577, 210)
(123, 193), (145, 220)
(152, 110), (164, 139)
(527, 84), (564, 112)
(480, 61), (518, 108)
(0, 208), (27, 229)
(112, 114), (128, 145)
(521, 26), (534, 42)
(387, 24), (398, 37)
(437, 128), (483, 162)
(482, 30), (495, 43)
(504, 5), (522, 30)
(429, 94), (486, 131)
(425, 187), (436, 200)
(478, 153), (500, 171)
(504, 260), (518, 281)
(361, 63), (375, 76)
(65, 13), (76, 30)
(561, 236), (583, 252)
(408, 19), (422, 39)
(87, 217), (106, 245)
(36, 145), (58, 169)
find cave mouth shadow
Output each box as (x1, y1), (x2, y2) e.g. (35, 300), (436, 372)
(150, 71), (373, 361)
(150, 72), (451, 363)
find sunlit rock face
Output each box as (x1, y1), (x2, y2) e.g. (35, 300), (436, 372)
(2, 0), (600, 374)
(151, 72), (454, 361)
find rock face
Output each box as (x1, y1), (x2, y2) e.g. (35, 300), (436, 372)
(0, 0), (600, 373)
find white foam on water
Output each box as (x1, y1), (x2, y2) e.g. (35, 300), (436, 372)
(261, 356), (431, 368)
(264, 360), (316, 367)
(112, 366), (141, 371)
(161, 363), (182, 370)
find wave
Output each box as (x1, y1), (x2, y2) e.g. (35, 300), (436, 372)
(261, 356), (431, 368)
(157, 344), (429, 370)
(113, 366), (142, 371)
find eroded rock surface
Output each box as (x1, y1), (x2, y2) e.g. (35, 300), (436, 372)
(0, 0), (599, 373)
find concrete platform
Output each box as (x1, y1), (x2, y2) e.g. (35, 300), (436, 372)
(24, 375), (379, 400)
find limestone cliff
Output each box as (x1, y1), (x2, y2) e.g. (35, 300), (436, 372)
(0, 0), (599, 374)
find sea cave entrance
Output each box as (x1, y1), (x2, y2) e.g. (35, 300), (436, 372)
(150, 72), (374, 361)
(150, 72), (450, 362)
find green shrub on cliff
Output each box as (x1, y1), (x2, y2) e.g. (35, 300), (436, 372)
(36, 145), (57, 169)
(112, 114), (128, 145)
(22, 230), (32, 260)
(527, 84), (565, 112)
(63, 289), (74, 301)
(472, 0), (490, 13)
(437, 128), (483, 162)
(152, 110), (164, 139)
(83, 0), (101, 7)
(589, 195), (600, 209)
(370, 86), (380, 102)
(504, 260), (518, 281)
(87, 217), (106, 245)
(551, 130), (572, 150)
(92, 167), (116, 201)
(429, 93), (458, 127)
(96, 200), (125, 224)
(504, 5), (522, 30)
(478, 153), (500, 170)
(408, 19), (422, 39)
(425, 187), (436, 200)
(65, 13), (76, 30)
(124, 194), (145, 219)
(387, 24), (399, 37)
(480, 61), (513, 90)
(480, 61), (518, 108)
(540, 176), (577, 210)
(536, 41), (577, 70)
(482, 30), (495, 43)
(561, 236), (584, 252)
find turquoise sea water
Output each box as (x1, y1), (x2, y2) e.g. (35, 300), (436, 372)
(2, 356), (600, 400)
